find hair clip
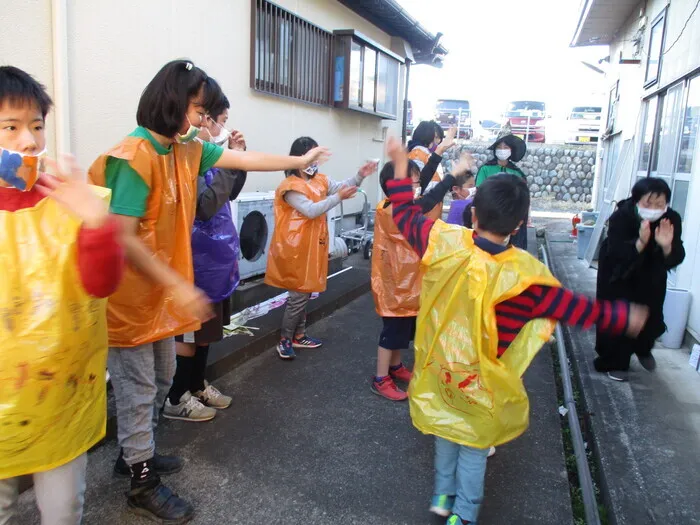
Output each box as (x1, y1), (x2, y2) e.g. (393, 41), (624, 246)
(185, 62), (193, 71)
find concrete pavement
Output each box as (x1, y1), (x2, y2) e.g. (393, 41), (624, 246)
(16, 290), (573, 524)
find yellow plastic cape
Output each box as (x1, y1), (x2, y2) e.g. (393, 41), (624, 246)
(409, 221), (560, 448)
(0, 187), (111, 478)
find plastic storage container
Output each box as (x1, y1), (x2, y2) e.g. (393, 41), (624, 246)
(576, 224), (595, 259)
(661, 288), (691, 349)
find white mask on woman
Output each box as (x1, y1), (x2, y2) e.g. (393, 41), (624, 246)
(637, 206), (667, 222)
(495, 148), (511, 161)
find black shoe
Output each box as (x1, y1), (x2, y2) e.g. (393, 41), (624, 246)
(638, 353), (657, 372)
(607, 370), (629, 382)
(127, 479), (194, 524)
(114, 449), (184, 478)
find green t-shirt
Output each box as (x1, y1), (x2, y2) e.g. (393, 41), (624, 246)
(104, 127), (224, 217)
(475, 163), (525, 186)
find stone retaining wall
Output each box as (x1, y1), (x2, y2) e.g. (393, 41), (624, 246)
(442, 142), (598, 203)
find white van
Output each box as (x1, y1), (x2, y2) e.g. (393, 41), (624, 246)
(566, 106), (602, 144)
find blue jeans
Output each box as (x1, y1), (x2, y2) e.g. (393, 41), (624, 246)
(434, 437), (489, 523)
(108, 338), (176, 465)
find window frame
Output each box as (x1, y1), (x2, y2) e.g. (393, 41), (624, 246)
(333, 29), (404, 120)
(644, 8), (667, 89)
(250, 0), (334, 107)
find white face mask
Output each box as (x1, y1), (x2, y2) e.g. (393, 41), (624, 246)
(495, 148), (511, 161)
(208, 119), (231, 147)
(467, 187), (477, 198)
(637, 205), (667, 222)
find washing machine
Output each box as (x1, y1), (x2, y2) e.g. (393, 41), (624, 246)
(230, 191), (276, 280)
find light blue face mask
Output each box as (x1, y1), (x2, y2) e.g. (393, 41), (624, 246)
(176, 117), (201, 144)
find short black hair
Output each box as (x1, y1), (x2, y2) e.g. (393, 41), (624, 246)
(0, 66), (53, 118)
(285, 136), (318, 177)
(473, 173), (530, 236)
(411, 120), (439, 149)
(462, 203), (474, 229)
(202, 77), (229, 120)
(136, 59), (208, 138)
(379, 160), (420, 196)
(433, 122), (445, 141)
(631, 177), (671, 204)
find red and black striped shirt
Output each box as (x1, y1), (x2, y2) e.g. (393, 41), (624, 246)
(385, 178), (629, 356)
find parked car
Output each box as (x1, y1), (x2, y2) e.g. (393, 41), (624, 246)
(477, 119), (501, 141)
(435, 99), (472, 139)
(566, 105), (602, 144)
(504, 100), (547, 143)
(406, 100), (414, 137)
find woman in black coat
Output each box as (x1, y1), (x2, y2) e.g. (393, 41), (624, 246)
(595, 178), (685, 381)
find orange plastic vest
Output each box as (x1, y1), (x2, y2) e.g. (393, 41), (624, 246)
(409, 222), (561, 449)
(409, 146), (443, 221)
(88, 136), (203, 347)
(265, 174), (330, 293)
(371, 200), (422, 317)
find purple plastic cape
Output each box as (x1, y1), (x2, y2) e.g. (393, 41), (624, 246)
(191, 169), (241, 302)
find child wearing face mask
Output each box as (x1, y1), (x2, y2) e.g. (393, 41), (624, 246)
(475, 129), (528, 249)
(0, 66), (124, 525)
(383, 137), (649, 525)
(370, 157), (474, 401)
(166, 79), (248, 423)
(265, 136), (377, 360)
(88, 60), (329, 524)
(446, 157), (476, 226)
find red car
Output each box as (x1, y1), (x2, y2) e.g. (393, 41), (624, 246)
(504, 100), (547, 143)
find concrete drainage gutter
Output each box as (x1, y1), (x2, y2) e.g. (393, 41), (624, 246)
(542, 238), (602, 525)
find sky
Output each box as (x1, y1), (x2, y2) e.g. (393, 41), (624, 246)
(397, 0), (610, 122)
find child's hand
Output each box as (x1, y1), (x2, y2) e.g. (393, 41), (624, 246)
(358, 160), (378, 179)
(655, 218), (674, 250)
(36, 156), (109, 230)
(337, 185), (358, 200)
(385, 137), (408, 180)
(452, 152), (476, 176)
(300, 147), (331, 169)
(228, 131), (247, 151)
(170, 279), (214, 322)
(436, 126), (458, 155)
(626, 303), (649, 338)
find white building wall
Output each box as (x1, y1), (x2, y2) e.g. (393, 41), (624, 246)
(600, 0), (700, 337)
(3, 0), (409, 213)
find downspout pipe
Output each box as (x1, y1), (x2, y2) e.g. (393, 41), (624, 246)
(51, 0), (71, 157)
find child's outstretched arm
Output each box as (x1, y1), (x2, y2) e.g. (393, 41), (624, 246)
(495, 286), (648, 356)
(385, 137), (435, 257)
(214, 146), (330, 172)
(327, 161), (377, 195)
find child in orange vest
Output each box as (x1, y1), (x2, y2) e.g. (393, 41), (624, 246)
(266, 136), (377, 360)
(371, 157), (473, 400)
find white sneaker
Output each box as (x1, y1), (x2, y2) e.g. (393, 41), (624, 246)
(488, 446), (496, 458)
(163, 391), (217, 422)
(194, 380), (232, 410)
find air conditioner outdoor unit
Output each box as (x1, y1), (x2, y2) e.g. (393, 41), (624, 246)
(230, 192), (276, 280)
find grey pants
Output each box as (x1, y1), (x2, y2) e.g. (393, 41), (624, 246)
(281, 292), (311, 340)
(107, 338), (176, 465)
(0, 453), (87, 525)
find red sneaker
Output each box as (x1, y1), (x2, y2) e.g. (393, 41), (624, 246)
(371, 377), (408, 401)
(389, 364), (413, 383)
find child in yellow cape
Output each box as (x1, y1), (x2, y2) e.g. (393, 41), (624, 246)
(382, 137), (649, 524)
(0, 66), (124, 524)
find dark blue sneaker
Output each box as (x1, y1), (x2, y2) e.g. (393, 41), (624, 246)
(292, 334), (323, 349)
(277, 338), (296, 360)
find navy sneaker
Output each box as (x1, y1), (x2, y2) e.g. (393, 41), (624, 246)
(292, 334), (323, 349)
(277, 338), (296, 360)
